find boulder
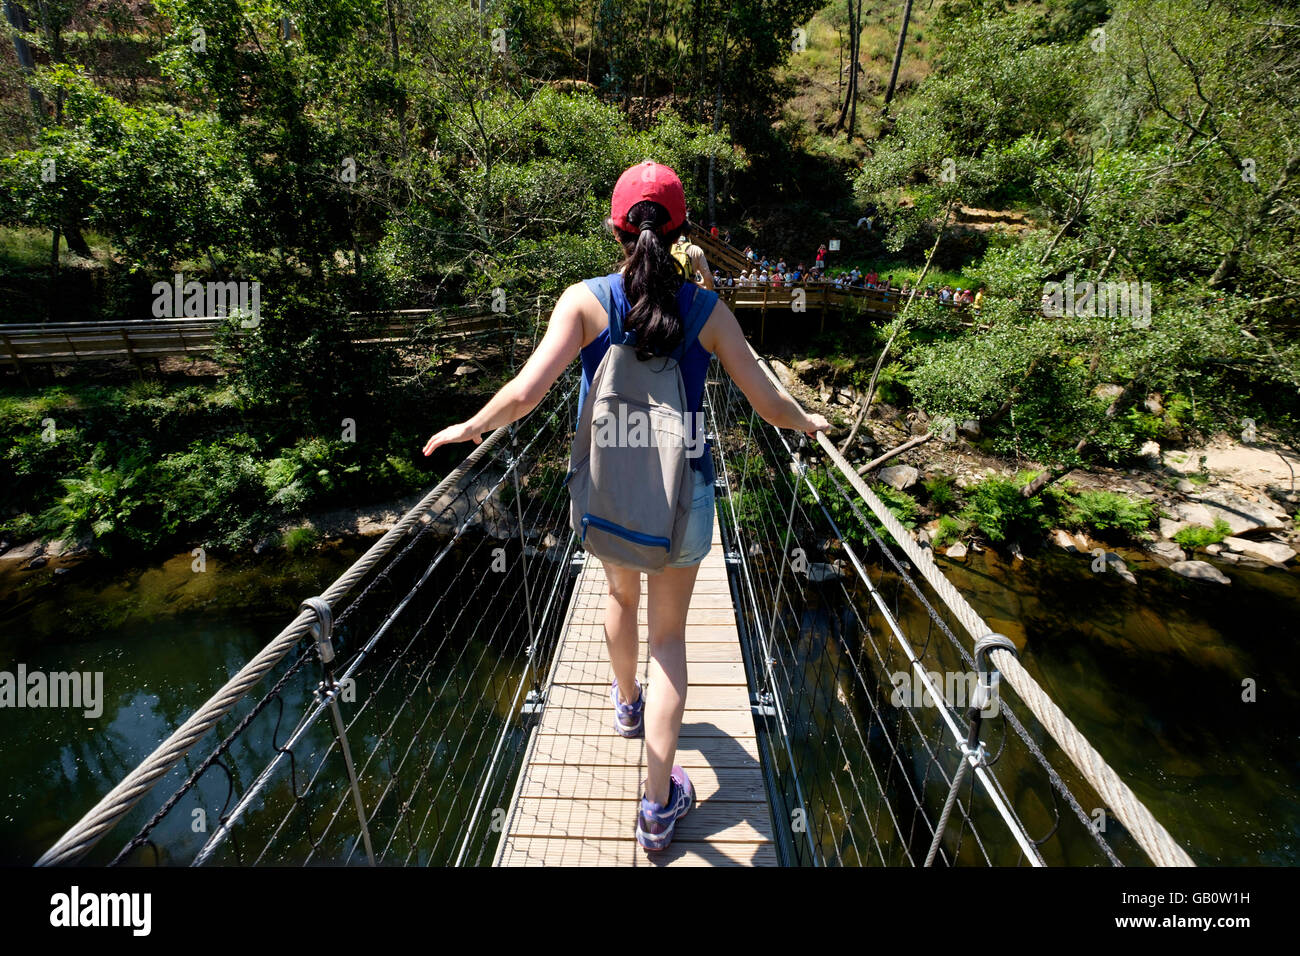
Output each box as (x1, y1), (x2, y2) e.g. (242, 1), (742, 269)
(1159, 517), (1187, 539)
(807, 561), (849, 582)
(1147, 539), (1186, 563)
(1138, 440), (1161, 463)
(1169, 560), (1232, 585)
(3, 540), (46, 563)
(770, 359), (798, 392)
(26, 555), (48, 569)
(453, 364), (478, 377)
(1092, 383), (1125, 401)
(878, 465), (920, 491)
(1172, 501), (1217, 527)
(1052, 529), (1079, 553)
(945, 541), (968, 560)
(1190, 489), (1286, 534)
(958, 419), (982, 439)
(1103, 553), (1137, 584)
(1222, 537), (1296, 566)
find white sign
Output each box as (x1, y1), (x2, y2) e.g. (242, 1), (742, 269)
(828, 239), (840, 251)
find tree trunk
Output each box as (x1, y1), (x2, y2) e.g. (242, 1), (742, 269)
(833, 0), (858, 133)
(707, 2), (736, 225)
(4, 2), (44, 116)
(1209, 149), (1300, 288)
(883, 0), (914, 108)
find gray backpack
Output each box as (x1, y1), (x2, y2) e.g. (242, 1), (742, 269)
(565, 276), (717, 572)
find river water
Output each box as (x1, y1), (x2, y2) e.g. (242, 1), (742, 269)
(927, 547), (1300, 865)
(1, 537), (1296, 865)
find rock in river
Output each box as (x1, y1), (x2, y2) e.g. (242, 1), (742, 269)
(1169, 560), (1231, 585)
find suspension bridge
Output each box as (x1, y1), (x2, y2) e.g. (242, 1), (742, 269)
(32, 344), (1194, 868)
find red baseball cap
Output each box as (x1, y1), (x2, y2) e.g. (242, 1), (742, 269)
(610, 161), (687, 235)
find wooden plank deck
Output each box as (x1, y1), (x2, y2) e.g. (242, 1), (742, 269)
(495, 514), (777, 866)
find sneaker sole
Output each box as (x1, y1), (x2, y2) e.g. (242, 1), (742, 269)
(613, 718), (643, 738)
(636, 781), (694, 851)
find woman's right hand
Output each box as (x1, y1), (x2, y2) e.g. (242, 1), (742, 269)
(802, 413), (831, 438)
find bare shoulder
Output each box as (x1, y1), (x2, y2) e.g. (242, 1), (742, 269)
(696, 296), (738, 355)
(560, 279), (608, 348)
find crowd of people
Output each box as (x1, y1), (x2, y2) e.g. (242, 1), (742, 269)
(706, 244), (983, 310)
(684, 227), (989, 312)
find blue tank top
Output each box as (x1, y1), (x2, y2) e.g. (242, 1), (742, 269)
(577, 274), (716, 485)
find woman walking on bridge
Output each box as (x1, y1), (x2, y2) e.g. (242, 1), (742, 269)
(423, 160), (828, 852)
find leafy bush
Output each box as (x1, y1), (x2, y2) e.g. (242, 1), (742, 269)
(1063, 490), (1156, 540)
(957, 474), (1054, 545)
(37, 446), (162, 556)
(283, 526), (320, 553)
(1173, 518), (1232, 549)
(932, 515), (967, 549)
(263, 437), (363, 512)
(872, 482), (921, 529)
(921, 473), (959, 514)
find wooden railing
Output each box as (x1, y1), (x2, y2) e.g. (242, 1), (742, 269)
(0, 309), (513, 383)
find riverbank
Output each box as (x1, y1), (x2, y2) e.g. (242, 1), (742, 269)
(770, 357), (1300, 586)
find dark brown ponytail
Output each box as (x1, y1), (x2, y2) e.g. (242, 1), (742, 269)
(613, 199), (686, 361)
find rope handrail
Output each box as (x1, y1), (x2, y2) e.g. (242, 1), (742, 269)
(746, 341), (1195, 867)
(35, 425), (514, 867)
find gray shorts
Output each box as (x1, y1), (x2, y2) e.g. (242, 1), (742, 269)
(666, 466), (715, 568)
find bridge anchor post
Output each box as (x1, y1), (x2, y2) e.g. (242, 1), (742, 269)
(923, 633), (1017, 866)
(302, 595), (377, 866)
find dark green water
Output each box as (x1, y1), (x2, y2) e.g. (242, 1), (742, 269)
(1, 536), (1296, 866)
(922, 547), (1300, 866)
(0, 543), (370, 864)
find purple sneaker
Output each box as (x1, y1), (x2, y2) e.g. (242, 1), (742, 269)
(636, 766), (695, 851)
(611, 678), (644, 737)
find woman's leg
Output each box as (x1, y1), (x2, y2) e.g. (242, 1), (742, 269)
(643, 562), (701, 804)
(603, 563), (641, 706)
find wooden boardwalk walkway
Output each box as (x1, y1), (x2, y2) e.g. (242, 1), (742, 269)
(495, 514), (777, 866)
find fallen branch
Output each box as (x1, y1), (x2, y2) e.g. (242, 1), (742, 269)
(856, 431), (933, 475)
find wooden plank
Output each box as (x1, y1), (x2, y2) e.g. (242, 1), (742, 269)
(551, 659), (746, 686)
(517, 764), (766, 802)
(538, 708), (756, 738)
(507, 797), (771, 843)
(525, 732), (760, 768)
(545, 681), (753, 711)
(498, 837), (778, 867)
(496, 513), (776, 866)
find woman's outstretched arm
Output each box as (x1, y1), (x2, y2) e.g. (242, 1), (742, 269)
(702, 301), (830, 436)
(422, 283), (590, 456)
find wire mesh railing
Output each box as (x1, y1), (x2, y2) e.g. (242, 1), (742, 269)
(40, 375), (581, 867)
(705, 357), (1157, 866)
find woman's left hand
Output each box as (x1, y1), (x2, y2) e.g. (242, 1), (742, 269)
(422, 421), (484, 456)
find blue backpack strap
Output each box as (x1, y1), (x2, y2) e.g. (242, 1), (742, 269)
(604, 274), (638, 345)
(672, 285), (718, 361)
(581, 275), (615, 336)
